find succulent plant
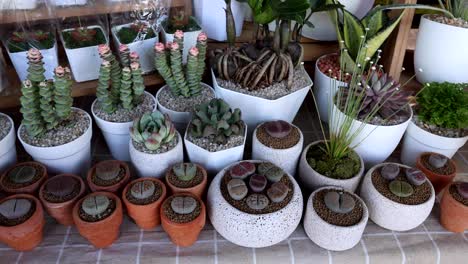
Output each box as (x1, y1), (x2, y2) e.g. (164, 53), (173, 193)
(170, 196), (197, 214)
(82, 195), (110, 217)
(264, 120), (292, 138)
(249, 174), (267, 193)
(381, 164), (400, 180)
(405, 168), (427, 186)
(130, 111), (177, 151)
(45, 176), (78, 197)
(189, 98), (243, 144)
(323, 191), (355, 214)
(130, 181), (155, 200)
(95, 161), (121, 181)
(246, 194), (269, 210)
(267, 182), (289, 203)
(258, 162), (284, 183)
(456, 182), (468, 199)
(229, 161), (256, 180)
(227, 178), (248, 200)
(0, 198), (32, 220)
(389, 180), (414, 198)
(428, 154), (448, 169)
(8, 165), (36, 184)
(153, 31), (207, 98)
(172, 163), (197, 181)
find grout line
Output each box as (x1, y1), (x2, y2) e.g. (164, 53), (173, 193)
(360, 240), (370, 264)
(96, 249), (102, 264)
(15, 252), (23, 264)
(287, 239), (295, 264)
(136, 229), (144, 264)
(252, 247), (257, 264)
(392, 231), (406, 264)
(56, 226), (71, 264)
(423, 224), (440, 264)
(176, 246), (179, 264)
(327, 250), (332, 264)
(213, 230), (218, 264)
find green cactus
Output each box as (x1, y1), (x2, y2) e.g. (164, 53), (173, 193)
(172, 163), (197, 181)
(39, 81), (58, 130)
(130, 111), (177, 151)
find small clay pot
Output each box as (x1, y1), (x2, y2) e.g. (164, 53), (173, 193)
(165, 164), (207, 199)
(87, 160), (130, 194)
(39, 174), (86, 226)
(440, 183), (468, 233)
(0, 194), (45, 251)
(161, 193), (206, 247)
(72, 191), (123, 248)
(0, 162), (48, 195)
(122, 178), (167, 230)
(416, 152), (456, 194)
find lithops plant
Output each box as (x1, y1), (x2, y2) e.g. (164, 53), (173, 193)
(44, 176), (78, 198)
(171, 196), (197, 214)
(428, 153), (448, 169)
(82, 195), (110, 218)
(405, 168), (427, 186)
(267, 182), (289, 203)
(324, 191), (355, 214)
(389, 180), (414, 198)
(173, 163), (197, 181)
(227, 179), (248, 201)
(264, 120), (292, 138)
(258, 162), (284, 183)
(130, 181), (155, 200)
(229, 161), (256, 180)
(249, 174), (267, 193)
(246, 194), (269, 210)
(0, 198), (32, 220)
(381, 164), (400, 180)
(130, 111), (177, 151)
(95, 161), (121, 182)
(456, 182), (468, 199)
(8, 166), (36, 184)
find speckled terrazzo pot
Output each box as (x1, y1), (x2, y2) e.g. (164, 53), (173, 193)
(360, 163), (435, 231)
(298, 141), (365, 193)
(304, 186), (368, 251)
(207, 160), (303, 248)
(251, 122), (304, 176)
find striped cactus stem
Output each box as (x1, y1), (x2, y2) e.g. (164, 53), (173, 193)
(131, 62), (145, 105)
(120, 67), (134, 110)
(96, 60), (117, 113)
(20, 80), (44, 137)
(99, 44), (121, 101)
(196, 32), (207, 84)
(53, 66), (73, 121)
(39, 80), (58, 130)
(154, 42), (179, 95)
(169, 42), (190, 97)
(186, 47), (201, 96)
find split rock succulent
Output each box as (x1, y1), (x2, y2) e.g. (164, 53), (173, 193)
(405, 168), (427, 186)
(323, 191), (355, 214)
(456, 182), (468, 199)
(227, 179), (248, 200)
(82, 195), (110, 217)
(45, 176), (78, 197)
(0, 198), (32, 220)
(246, 194), (269, 210)
(173, 163), (197, 181)
(428, 153), (448, 169)
(131, 181), (155, 200)
(381, 164), (400, 180)
(95, 161), (121, 181)
(171, 196), (197, 214)
(8, 166), (36, 184)
(389, 180), (414, 198)
(264, 120), (292, 138)
(267, 182), (289, 203)
(249, 174), (267, 193)
(229, 161), (256, 180)
(257, 162), (284, 183)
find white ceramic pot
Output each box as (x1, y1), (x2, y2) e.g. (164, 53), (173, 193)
(111, 23), (157, 74)
(243, 2), (253, 22)
(193, 0), (245, 41)
(251, 122), (304, 176)
(129, 132), (184, 178)
(51, 0), (87, 6)
(18, 108), (92, 176)
(161, 19), (202, 64)
(207, 160), (303, 248)
(304, 186), (368, 251)
(0, 0), (37, 10)
(298, 140), (365, 193)
(184, 123), (247, 175)
(414, 15), (468, 84)
(401, 120), (468, 167)
(91, 91), (157, 162)
(7, 42), (59, 81)
(0, 113), (17, 173)
(212, 67), (312, 131)
(61, 26), (108, 82)
(360, 163), (435, 231)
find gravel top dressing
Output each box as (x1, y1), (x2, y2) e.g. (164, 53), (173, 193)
(163, 195), (201, 224)
(126, 181), (163, 206)
(413, 115), (468, 138)
(157, 84), (215, 113)
(313, 189), (364, 227)
(132, 135), (179, 154)
(0, 114), (12, 142)
(43, 178), (81, 203)
(420, 153), (455, 175)
(93, 93), (155, 123)
(450, 184), (468, 206)
(2, 163), (44, 189)
(167, 167), (204, 188)
(186, 122), (245, 152)
(256, 124), (300, 149)
(428, 14), (468, 29)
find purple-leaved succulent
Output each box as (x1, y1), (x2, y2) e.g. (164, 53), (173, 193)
(381, 164), (400, 180)
(246, 194), (269, 210)
(229, 162), (256, 180)
(45, 176), (78, 198)
(227, 179), (248, 200)
(95, 161), (121, 181)
(249, 174), (267, 192)
(405, 168), (427, 186)
(264, 120), (292, 138)
(456, 182), (468, 199)
(267, 182), (289, 203)
(428, 153), (448, 169)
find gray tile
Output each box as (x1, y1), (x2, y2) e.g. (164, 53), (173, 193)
(217, 240), (254, 264)
(290, 239), (329, 264)
(140, 243), (176, 264)
(59, 246), (98, 264)
(100, 244), (138, 264)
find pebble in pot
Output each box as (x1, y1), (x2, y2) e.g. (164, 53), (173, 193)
(0, 162), (48, 195)
(165, 163), (208, 199)
(87, 160), (130, 194)
(439, 182), (468, 233)
(416, 152), (457, 195)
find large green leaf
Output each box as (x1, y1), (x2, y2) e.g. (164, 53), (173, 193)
(343, 10), (365, 60)
(270, 0), (310, 16)
(367, 3), (454, 19)
(362, 9), (384, 37)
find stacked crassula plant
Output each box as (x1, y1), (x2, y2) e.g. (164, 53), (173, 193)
(20, 48), (72, 137)
(154, 31), (207, 98)
(130, 111), (177, 151)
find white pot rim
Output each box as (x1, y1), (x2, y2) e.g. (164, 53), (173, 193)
(0, 113), (15, 156)
(111, 22), (158, 45)
(253, 121), (303, 151)
(61, 25), (108, 51)
(6, 40), (57, 54)
(160, 16), (203, 34)
(130, 131), (183, 156)
(0, 112), (14, 141)
(409, 118), (468, 141)
(155, 83), (215, 115)
(421, 14), (468, 31)
(315, 53), (348, 84)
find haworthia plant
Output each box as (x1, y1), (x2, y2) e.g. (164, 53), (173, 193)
(389, 180), (414, 197)
(405, 168), (427, 186)
(227, 178), (248, 200)
(246, 194), (269, 210)
(381, 164), (400, 180)
(82, 195), (110, 217)
(264, 120), (292, 139)
(130, 111), (177, 151)
(172, 163), (197, 181)
(267, 182), (289, 203)
(45, 176), (78, 197)
(170, 196), (197, 214)
(95, 161), (121, 181)
(229, 161), (256, 180)
(8, 166), (36, 184)
(130, 181), (155, 200)
(0, 198), (32, 220)
(323, 190), (355, 214)
(428, 153), (448, 169)
(258, 162), (284, 183)
(249, 174), (267, 193)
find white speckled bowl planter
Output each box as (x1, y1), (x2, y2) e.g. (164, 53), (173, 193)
(298, 141), (365, 193)
(129, 132), (184, 178)
(304, 186), (368, 251)
(251, 122), (304, 176)
(207, 160), (303, 248)
(0, 113), (17, 173)
(360, 163), (436, 231)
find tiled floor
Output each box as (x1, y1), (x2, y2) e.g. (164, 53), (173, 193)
(1, 92), (468, 264)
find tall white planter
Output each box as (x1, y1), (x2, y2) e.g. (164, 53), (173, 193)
(18, 108), (92, 176)
(161, 19), (202, 64)
(0, 0), (37, 9)
(193, 0), (245, 41)
(7, 43), (58, 81)
(401, 120), (468, 167)
(208, 160), (303, 248)
(414, 15), (468, 84)
(0, 113), (17, 173)
(111, 23), (157, 74)
(51, 0), (87, 6)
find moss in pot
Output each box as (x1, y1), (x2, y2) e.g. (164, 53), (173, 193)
(62, 27), (106, 49)
(87, 160), (130, 193)
(0, 162), (47, 194)
(117, 22), (156, 45)
(7, 30), (55, 53)
(166, 163), (207, 198)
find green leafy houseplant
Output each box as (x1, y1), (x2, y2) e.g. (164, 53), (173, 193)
(62, 27), (106, 49)
(117, 22), (156, 45)
(7, 31), (55, 53)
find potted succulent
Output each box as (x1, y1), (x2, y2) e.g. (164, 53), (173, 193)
(122, 178), (167, 230)
(165, 162), (208, 199)
(61, 26), (108, 82)
(185, 98), (247, 174)
(401, 82), (468, 166)
(415, 0), (468, 83)
(0, 194), (45, 251)
(0, 161), (47, 195)
(161, 193), (206, 247)
(252, 120), (304, 175)
(17, 49), (92, 175)
(72, 192), (123, 248)
(154, 31), (215, 131)
(129, 111), (183, 178)
(0, 112), (16, 173)
(360, 163), (435, 231)
(38, 174), (86, 226)
(304, 186), (368, 251)
(439, 181), (468, 233)
(111, 21), (157, 73)
(416, 152), (457, 195)
(208, 160), (303, 248)
(87, 160), (130, 194)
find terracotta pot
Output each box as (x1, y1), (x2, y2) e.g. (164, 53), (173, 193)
(416, 152), (456, 195)
(87, 160), (130, 194)
(72, 191), (123, 248)
(0, 162), (48, 195)
(165, 164), (207, 199)
(39, 174), (86, 226)
(440, 183), (468, 233)
(0, 194), (45, 251)
(122, 178), (167, 230)
(161, 193), (206, 247)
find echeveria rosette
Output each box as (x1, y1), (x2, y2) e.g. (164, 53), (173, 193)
(130, 111), (177, 151)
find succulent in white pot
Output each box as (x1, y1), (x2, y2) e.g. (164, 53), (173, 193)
(304, 186), (368, 251)
(0, 113), (16, 173)
(360, 163), (435, 231)
(208, 160), (303, 248)
(252, 120), (304, 176)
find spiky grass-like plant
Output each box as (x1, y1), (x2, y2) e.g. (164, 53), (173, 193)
(437, 0), (468, 21)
